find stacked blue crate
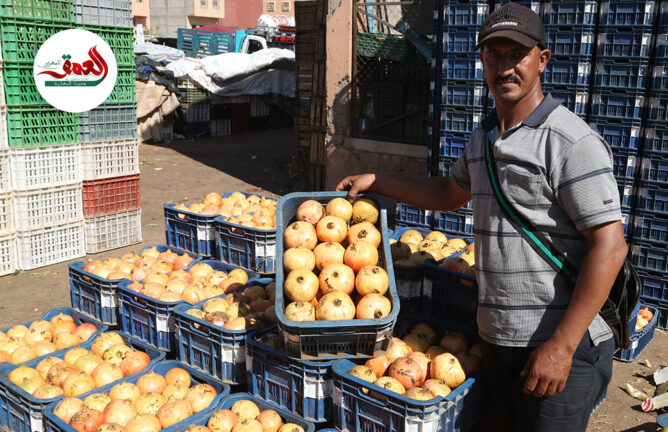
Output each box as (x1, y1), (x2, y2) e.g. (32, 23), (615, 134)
(636, 7), (668, 328)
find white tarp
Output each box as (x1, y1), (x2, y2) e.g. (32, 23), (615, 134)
(257, 14), (295, 28)
(165, 48), (295, 97)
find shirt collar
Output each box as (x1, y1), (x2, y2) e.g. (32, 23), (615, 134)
(482, 93), (562, 139)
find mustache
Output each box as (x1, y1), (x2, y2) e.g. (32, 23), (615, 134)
(495, 75), (521, 85)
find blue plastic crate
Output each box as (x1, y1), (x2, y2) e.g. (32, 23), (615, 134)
(656, 31), (668, 60)
(638, 296), (668, 330)
(164, 203), (219, 257)
(437, 154), (458, 178)
(390, 227), (433, 315)
(617, 178), (636, 210)
(395, 202), (433, 229)
(543, 84), (588, 117)
(638, 269), (668, 302)
(69, 245), (199, 326)
(492, 0), (540, 12)
(643, 121), (668, 154)
(631, 240), (668, 272)
(612, 150), (639, 181)
(172, 279), (270, 385)
(589, 116), (642, 152)
(441, 28), (478, 54)
(652, 59), (668, 91)
(545, 27), (594, 55)
(641, 153), (668, 185)
(439, 106), (483, 133)
(599, 1), (658, 26)
(246, 326), (334, 423)
(42, 360), (230, 432)
(542, 55), (591, 86)
(541, 1), (597, 26)
(438, 131), (469, 157)
(423, 257), (477, 314)
(596, 27), (654, 58)
(441, 80), (488, 107)
(187, 393), (316, 432)
(632, 210), (668, 244)
(0, 308), (107, 366)
(275, 192), (399, 360)
(440, 0), (488, 26)
(594, 58), (649, 91)
(636, 182), (668, 213)
(215, 215), (277, 275)
(0, 333), (163, 432)
(439, 53), (484, 81)
(591, 89), (645, 121)
(434, 209), (474, 236)
(661, 2), (668, 25)
(614, 304), (658, 361)
(647, 93), (668, 122)
(333, 359), (481, 432)
(118, 259), (257, 352)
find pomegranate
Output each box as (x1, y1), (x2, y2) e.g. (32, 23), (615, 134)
(355, 266), (389, 296)
(404, 387), (434, 400)
(36, 357), (63, 380)
(228, 269), (249, 285)
(55, 332), (81, 350)
(407, 251), (436, 266)
(296, 200), (325, 224)
(365, 355), (390, 377)
(283, 222), (318, 250)
(11, 347), (36, 364)
(385, 337), (413, 362)
(63, 372), (96, 397)
(257, 409), (283, 432)
(407, 352), (431, 382)
(165, 367), (192, 387)
(53, 397), (84, 423)
(163, 384), (189, 401)
(24, 326), (50, 345)
(312, 242), (345, 271)
(388, 357), (425, 390)
(231, 399), (260, 420)
(134, 393), (167, 416)
(284, 301), (315, 322)
(0, 351), (9, 363)
(46, 362), (78, 387)
(173, 254), (195, 271)
(232, 419), (263, 432)
(318, 263), (355, 295)
(51, 319), (77, 336)
(69, 407), (105, 432)
(373, 376), (405, 394)
(348, 365), (377, 393)
(207, 409), (238, 432)
(468, 343), (482, 358)
(391, 241), (412, 261)
(356, 293), (391, 319)
(157, 399), (194, 428)
(410, 322), (438, 346)
(33, 342), (58, 357)
(83, 392), (112, 411)
(137, 372), (167, 395)
(278, 424), (304, 432)
(424, 231), (448, 243)
(351, 198), (379, 224)
(347, 222), (381, 247)
(430, 353), (466, 389)
(422, 379), (451, 398)
(426, 345), (446, 358)
(439, 256), (470, 274)
(95, 424), (125, 432)
(316, 292), (356, 321)
(315, 216), (348, 243)
(284, 269), (319, 302)
(186, 426), (211, 432)
(402, 334), (430, 353)
(225, 317), (247, 331)
(20, 376), (46, 394)
(109, 382), (141, 402)
(72, 354), (102, 376)
(439, 332), (469, 355)
(326, 197), (353, 221)
(91, 332), (125, 357)
(74, 323), (98, 341)
(399, 230), (423, 245)
(125, 414), (162, 432)
(343, 242), (379, 273)
(102, 343), (133, 366)
(456, 353), (481, 376)
(283, 247), (316, 272)
(32, 385), (64, 399)
(91, 363), (124, 388)
(120, 351), (151, 376)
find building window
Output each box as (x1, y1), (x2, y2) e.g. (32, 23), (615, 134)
(201, 0), (207, 6)
(212, 0), (219, 7)
(282, 1), (289, 11)
(267, 2), (274, 11)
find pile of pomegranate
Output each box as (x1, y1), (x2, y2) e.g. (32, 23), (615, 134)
(80, 246), (195, 281)
(172, 192), (277, 230)
(391, 229), (475, 276)
(281, 197), (394, 322)
(182, 282), (277, 331)
(123, 258), (252, 304)
(51, 366), (218, 432)
(636, 307), (654, 330)
(184, 400), (305, 432)
(0, 313), (97, 364)
(6, 332), (151, 400)
(349, 322), (481, 400)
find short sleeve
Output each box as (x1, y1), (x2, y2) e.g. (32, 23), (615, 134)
(552, 134), (622, 231)
(451, 141), (472, 191)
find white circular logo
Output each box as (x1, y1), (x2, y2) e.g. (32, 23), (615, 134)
(33, 29), (118, 113)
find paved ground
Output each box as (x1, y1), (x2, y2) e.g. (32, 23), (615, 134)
(0, 127), (664, 431)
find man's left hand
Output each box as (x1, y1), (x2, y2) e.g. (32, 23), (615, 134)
(520, 339), (573, 398)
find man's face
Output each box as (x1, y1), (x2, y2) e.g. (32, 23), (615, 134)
(479, 38), (550, 104)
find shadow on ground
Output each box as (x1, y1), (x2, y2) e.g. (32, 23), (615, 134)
(148, 127), (301, 196)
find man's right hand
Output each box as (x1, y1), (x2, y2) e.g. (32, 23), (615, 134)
(336, 174), (377, 201)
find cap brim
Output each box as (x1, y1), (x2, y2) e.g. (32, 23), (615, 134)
(475, 30), (538, 50)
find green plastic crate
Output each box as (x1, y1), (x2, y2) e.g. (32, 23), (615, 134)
(0, 18), (69, 64)
(105, 66), (136, 103)
(0, 0), (74, 22)
(6, 106), (79, 147)
(357, 32), (413, 61)
(2, 64), (45, 106)
(82, 24), (134, 67)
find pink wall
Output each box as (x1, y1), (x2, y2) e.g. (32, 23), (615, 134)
(219, 0), (263, 29)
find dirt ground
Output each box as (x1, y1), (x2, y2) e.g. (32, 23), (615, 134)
(0, 127), (665, 431)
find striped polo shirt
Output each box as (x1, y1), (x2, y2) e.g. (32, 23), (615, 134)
(452, 94), (619, 347)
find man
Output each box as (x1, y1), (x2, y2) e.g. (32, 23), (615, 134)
(337, 3), (628, 431)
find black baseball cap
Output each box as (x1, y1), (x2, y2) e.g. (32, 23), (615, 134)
(475, 3), (546, 50)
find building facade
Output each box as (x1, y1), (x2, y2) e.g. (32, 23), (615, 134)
(145, 0), (227, 38)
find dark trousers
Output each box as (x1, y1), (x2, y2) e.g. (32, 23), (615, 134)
(481, 331), (615, 432)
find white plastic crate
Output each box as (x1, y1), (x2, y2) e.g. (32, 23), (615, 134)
(81, 139), (140, 181)
(185, 103), (210, 122)
(0, 149), (10, 192)
(210, 119), (231, 137)
(84, 209), (142, 253)
(0, 104), (7, 149)
(13, 183), (83, 231)
(10, 143), (81, 190)
(0, 233), (16, 276)
(0, 192), (13, 235)
(16, 221), (85, 270)
(250, 96), (270, 117)
(0, 64), (5, 106)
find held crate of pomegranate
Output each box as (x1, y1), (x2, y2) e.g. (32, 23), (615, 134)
(69, 245), (200, 327)
(275, 192), (400, 360)
(615, 303), (659, 362)
(118, 260), (259, 352)
(0, 308), (107, 367)
(172, 280), (274, 385)
(215, 191), (279, 274)
(180, 392), (316, 432)
(332, 316), (483, 432)
(42, 360), (231, 432)
(0, 332), (164, 432)
(245, 326), (335, 423)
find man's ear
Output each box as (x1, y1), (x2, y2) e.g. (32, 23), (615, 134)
(478, 49), (484, 62)
(538, 48), (551, 73)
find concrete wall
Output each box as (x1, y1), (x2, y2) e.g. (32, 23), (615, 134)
(132, 0), (151, 30)
(193, 0), (226, 18)
(262, 0), (310, 16)
(219, 0), (263, 28)
(149, 0), (192, 37)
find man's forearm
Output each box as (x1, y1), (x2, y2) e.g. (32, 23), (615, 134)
(370, 175), (471, 211)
